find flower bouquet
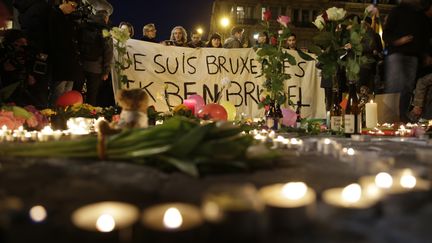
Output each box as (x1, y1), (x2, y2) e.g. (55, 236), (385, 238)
(0, 116), (278, 177)
(109, 27), (133, 88)
(0, 105), (49, 130)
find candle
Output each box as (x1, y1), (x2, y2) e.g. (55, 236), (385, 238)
(183, 99), (197, 115)
(202, 184), (266, 242)
(67, 117), (93, 135)
(38, 126), (54, 142)
(322, 183), (380, 221)
(142, 203), (203, 232)
(29, 205), (48, 223)
(365, 100), (378, 128)
(72, 201), (139, 232)
(259, 182), (316, 229)
(360, 170), (430, 195)
(362, 170), (431, 215)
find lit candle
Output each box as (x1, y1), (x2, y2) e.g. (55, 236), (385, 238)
(141, 203), (203, 232)
(38, 126), (54, 142)
(259, 182), (316, 229)
(67, 117), (94, 135)
(71, 201), (139, 232)
(183, 99), (197, 115)
(322, 183), (379, 209)
(365, 100), (378, 128)
(360, 170), (430, 195)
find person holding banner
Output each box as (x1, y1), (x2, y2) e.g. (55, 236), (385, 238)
(141, 23), (158, 43)
(187, 30), (205, 48)
(206, 33), (222, 48)
(166, 26), (187, 47)
(223, 26), (244, 48)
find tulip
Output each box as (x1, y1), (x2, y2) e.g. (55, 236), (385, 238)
(277, 15), (291, 28)
(263, 10), (272, 21)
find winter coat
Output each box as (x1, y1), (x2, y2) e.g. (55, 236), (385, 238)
(13, 0), (50, 53)
(48, 6), (84, 83)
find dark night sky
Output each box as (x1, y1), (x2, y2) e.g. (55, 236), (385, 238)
(108, 0), (214, 41)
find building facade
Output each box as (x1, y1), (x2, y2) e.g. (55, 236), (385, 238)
(209, 0), (396, 48)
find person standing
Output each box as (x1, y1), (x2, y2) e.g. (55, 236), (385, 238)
(48, 0), (84, 105)
(187, 30), (205, 48)
(167, 26), (187, 47)
(206, 33), (222, 48)
(286, 33), (297, 50)
(223, 26), (243, 48)
(383, 0), (430, 122)
(78, 10), (113, 106)
(141, 23), (158, 43)
(13, 0), (50, 108)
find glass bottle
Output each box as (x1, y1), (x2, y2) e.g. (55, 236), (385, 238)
(344, 81), (362, 136)
(330, 89), (342, 133)
(266, 101), (282, 130)
(295, 100), (302, 128)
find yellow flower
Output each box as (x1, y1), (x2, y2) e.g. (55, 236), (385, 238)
(40, 109), (56, 117)
(173, 104), (189, 113)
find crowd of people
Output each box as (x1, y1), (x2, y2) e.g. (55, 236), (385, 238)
(0, 0), (431, 122)
(0, 0), (113, 108)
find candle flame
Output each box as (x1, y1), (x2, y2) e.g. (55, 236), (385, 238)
(324, 138), (331, 145)
(347, 148), (355, 156)
(96, 214), (116, 232)
(375, 172), (393, 189)
(341, 183), (362, 203)
(370, 100), (374, 103)
(400, 174), (417, 189)
(29, 205), (47, 223)
(282, 182), (308, 200)
(163, 207), (183, 229)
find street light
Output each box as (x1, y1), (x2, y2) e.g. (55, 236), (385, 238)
(220, 17), (230, 28)
(220, 17), (230, 42)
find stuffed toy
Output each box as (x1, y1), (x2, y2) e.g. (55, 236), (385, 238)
(98, 89), (148, 135)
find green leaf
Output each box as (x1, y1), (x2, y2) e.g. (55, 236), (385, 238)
(168, 123), (211, 157)
(127, 145), (171, 158)
(158, 156), (199, 177)
(0, 82), (20, 101)
(296, 50), (315, 61)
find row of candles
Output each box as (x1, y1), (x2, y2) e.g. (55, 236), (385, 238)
(0, 117), (104, 143)
(12, 168), (428, 242)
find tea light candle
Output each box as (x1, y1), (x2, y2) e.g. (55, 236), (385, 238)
(71, 201), (139, 232)
(259, 182), (316, 229)
(201, 184), (266, 242)
(360, 170), (430, 195)
(38, 126), (54, 142)
(322, 183), (379, 209)
(272, 135), (286, 149)
(365, 100), (378, 128)
(67, 117), (94, 135)
(141, 203), (203, 232)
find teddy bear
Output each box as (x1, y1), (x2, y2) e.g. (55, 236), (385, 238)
(98, 89), (149, 135)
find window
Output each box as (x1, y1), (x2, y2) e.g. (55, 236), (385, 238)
(237, 6), (245, 21)
(302, 10), (310, 23)
(293, 9), (300, 23)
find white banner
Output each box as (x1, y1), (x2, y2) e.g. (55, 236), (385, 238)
(113, 39), (325, 119)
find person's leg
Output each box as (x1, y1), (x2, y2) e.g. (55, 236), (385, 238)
(399, 56), (418, 122)
(85, 72), (102, 106)
(385, 53), (405, 93)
